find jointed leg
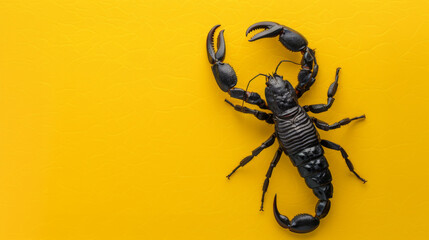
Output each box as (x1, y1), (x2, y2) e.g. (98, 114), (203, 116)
(304, 67), (341, 114)
(312, 115), (365, 131)
(225, 99), (274, 124)
(321, 139), (367, 183)
(227, 133), (276, 179)
(260, 147), (282, 211)
(228, 88), (269, 109)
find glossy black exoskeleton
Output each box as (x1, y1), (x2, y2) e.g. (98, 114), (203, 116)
(206, 22), (367, 234)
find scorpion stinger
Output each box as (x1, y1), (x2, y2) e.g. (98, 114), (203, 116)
(273, 194), (330, 233)
(246, 21), (319, 98)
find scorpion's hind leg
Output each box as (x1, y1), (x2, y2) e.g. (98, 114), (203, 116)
(246, 22), (318, 97)
(207, 25), (269, 109)
(321, 140), (367, 183)
(260, 148), (282, 211)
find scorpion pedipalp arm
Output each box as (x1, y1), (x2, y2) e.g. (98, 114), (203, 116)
(246, 21), (319, 97)
(207, 25), (269, 109)
(207, 25), (237, 92)
(295, 48), (318, 97)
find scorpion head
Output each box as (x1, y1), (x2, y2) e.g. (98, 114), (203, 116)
(265, 74), (298, 116)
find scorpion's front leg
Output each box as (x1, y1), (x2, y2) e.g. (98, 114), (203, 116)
(225, 99), (274, 124)
(303, 68), (341, 113)
(207, 25), (269, 109)
(246, 22), (318, 98)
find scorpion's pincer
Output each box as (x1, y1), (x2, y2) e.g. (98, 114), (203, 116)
(246, 21), (308, 52)
(206, 25), (237, 92)
(246, 21), (317, 98)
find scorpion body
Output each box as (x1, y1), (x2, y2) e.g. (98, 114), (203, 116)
(206, 22), (366, 233)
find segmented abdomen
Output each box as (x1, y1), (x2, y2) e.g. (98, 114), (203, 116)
(275, 106), (333, 200)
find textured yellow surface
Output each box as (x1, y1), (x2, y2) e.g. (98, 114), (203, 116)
(0, 0), (429, 239)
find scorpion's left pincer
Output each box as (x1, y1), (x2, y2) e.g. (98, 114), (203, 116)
(206, 25), (237, 92)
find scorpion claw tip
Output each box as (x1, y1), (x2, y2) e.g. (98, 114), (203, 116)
(246, 21), (282, 41)
(246, 21), (278, 34)
(207, 24), (222, 64)
(215, 29), (226, 61)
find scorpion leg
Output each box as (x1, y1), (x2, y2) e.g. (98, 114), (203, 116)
(260, 147), (282, 211)
(312, 115), (365, 131)
(207, 25), (269, 109)
(246, 21), (318, 97)
(320, 140), (367, 183)
(225, 99), (274, 124)
(303, 68), (341, 113)
(227, 133), (276, 179)
(228, 88), (269, 109)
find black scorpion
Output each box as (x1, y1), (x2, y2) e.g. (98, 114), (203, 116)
(206, 22), (366, 233)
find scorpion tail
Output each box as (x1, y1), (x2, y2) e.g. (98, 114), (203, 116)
(273, 194), (331, 233)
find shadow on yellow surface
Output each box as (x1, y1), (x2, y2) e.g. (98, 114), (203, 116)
(0, 0), (428, 239)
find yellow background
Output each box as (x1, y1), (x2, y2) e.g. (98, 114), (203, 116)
(0, 0), (428, 239)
